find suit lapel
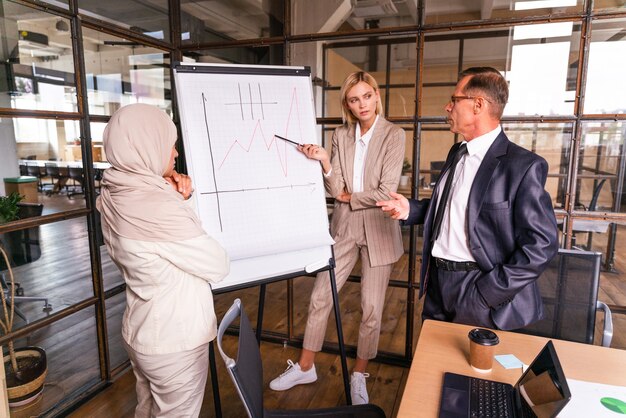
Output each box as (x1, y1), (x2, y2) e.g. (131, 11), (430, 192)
(362, 117), (387, 187)
(342, 124), (357, 192)
(467, 131), (509, 232)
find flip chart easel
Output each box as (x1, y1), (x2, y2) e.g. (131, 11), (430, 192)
(172, 63), (352, 414)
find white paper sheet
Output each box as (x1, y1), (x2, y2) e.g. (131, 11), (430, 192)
(559, 379), (626, 417)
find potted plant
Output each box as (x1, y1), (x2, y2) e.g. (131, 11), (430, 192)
(0, 195), (48, 407)
(0, 193), (22, 225)
(0, 193), (24, 272)
(400, 158), (412, 187)
(0, 193), (24, 273)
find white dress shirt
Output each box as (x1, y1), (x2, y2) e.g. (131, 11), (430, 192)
(352, 115), (379, 192)
(431, 126), (502, 262)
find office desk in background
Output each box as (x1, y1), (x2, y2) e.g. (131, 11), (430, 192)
(397, 320), (626, 417)
(19, 160), (110, 195)
(18, 160), (111, 170)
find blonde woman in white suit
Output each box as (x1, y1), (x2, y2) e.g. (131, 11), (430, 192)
(269, 71), (405, 405)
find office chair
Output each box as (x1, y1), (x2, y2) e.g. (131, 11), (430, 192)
(94, 168), (103, 193)
(575, 178), (606, 212)
(45, 162), (65, 194)
(0, 203), (52, 323)
(217, 299), (387, 418)
(13, 203), (44, 264)
(26, 164), (45, 191)
(570, 179), (611, 249)
(67, 166), (85, 198)
(519, 248), (613, 347)
(0, 272), (52, 324)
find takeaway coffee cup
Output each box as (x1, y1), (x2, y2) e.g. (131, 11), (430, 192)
(468, 328), (499, 373)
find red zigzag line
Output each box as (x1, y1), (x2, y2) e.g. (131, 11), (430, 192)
(218, 87), (300, 177)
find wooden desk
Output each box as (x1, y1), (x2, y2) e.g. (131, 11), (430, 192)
(397, 320), (626, 417)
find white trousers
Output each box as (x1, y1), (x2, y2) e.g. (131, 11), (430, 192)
(124, 341), (209, 418)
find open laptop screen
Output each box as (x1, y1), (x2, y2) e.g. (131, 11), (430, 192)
(516, 341), (571, 417)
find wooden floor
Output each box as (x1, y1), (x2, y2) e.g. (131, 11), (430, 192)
(67, 281), (417, 418)
(2, 192), (625, 417)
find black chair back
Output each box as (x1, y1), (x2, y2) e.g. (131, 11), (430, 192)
(68, 166), (84, 182)
(430, 161), (445, 185)
(17, 203), (44, 219)
(521, 249), (602, 344)
(588, 178), (607, 211)
(45, 162), (61, 177)
(26, 164), (42, 178)
(69, 166), (84, 186)
(67, 166), (85, 197)
(0, 203), (44, 270)
(218, 300), (264, 418)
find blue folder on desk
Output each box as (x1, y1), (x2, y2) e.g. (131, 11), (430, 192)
(438, 341), (571, 418)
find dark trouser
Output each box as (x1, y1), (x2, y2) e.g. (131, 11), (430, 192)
(423, 259), (497, 329)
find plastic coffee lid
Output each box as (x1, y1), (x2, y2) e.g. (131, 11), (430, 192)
(468, 328), (499, 346)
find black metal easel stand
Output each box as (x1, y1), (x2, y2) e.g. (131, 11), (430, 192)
(208, 257), (351, 416)
(327, 257), (352, 405)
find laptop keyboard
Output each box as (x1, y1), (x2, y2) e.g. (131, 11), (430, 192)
(470, 378), (513, 417)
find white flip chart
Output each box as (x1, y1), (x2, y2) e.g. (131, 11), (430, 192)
(174, 64), (333, 290)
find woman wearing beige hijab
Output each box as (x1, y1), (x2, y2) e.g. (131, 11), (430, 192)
(97, 103), (230, 417)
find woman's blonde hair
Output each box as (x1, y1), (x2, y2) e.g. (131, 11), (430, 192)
(340, 71), (383, 125)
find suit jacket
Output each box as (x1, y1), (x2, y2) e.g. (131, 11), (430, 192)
(326, 117), (405, 267)
(405, 130), (558, 330)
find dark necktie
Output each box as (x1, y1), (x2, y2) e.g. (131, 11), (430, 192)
(431, 143), (468, 242)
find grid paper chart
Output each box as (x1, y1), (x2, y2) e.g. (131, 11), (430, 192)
(174, 65), (333, 289)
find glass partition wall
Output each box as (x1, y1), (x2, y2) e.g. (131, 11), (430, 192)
(0, 1), (173, 416)
(0, 0), (625, 415)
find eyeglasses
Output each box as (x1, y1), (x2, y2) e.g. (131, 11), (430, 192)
(449, 95), (492, 105)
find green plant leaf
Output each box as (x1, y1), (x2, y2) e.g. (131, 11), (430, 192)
(601, 397), (626, 414)
(0, 192), (24, 224)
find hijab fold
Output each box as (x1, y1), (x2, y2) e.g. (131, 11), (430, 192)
(96, 103), (204, 242)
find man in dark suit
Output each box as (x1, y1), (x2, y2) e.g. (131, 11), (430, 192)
(377, 67), (558, 330)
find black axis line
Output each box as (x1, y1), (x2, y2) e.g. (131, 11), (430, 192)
(202, 92), (224, 232)
(237, 84), (244, 120)
(200, 183), (317, 195)
(258, 83), (265, 120)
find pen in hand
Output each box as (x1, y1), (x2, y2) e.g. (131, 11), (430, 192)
(274, 135), (302, 146)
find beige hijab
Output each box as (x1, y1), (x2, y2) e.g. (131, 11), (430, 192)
(96, 103), (204, 242)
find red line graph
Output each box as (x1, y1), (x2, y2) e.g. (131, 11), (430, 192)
(217, 87), (302, 177)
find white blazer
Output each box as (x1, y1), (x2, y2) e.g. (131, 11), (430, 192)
(102, 210), (229, 355)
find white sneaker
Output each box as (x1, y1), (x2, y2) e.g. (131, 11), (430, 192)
(269, 360), (317, 391)
(350, 372), (370, 405)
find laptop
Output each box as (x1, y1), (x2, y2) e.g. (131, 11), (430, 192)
(438, 341), (571, 418)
